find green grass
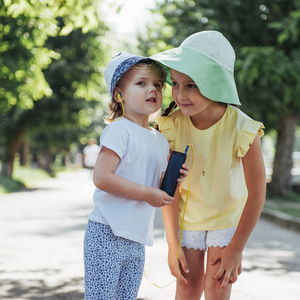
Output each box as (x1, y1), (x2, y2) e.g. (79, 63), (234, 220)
(266, 190), (300, 202)
(279, 207), (300, 218)
(265, 190), (300, 218)
(13, 165), (52, 183)
(264, 203), (300, 218)
(0, 175), (26, 193)
(0, 163), (81, 194)
(0, 166), (52, 194)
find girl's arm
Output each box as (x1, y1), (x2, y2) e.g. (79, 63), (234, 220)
(162, 188), (189, 284)
(93, 146), (174, 207)
(211, 133), (266, 287)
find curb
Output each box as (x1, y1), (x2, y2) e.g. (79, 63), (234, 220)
(261, 208), (300, 233)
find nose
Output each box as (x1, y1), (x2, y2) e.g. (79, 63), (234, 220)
(177, 87), (186, 101)
(149, 84), (157, 93)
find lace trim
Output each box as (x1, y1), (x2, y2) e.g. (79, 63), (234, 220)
(179, 227), (236, 251)
(180, 230), (206, 251)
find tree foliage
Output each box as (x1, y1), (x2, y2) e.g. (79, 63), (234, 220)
(0, 0), (110, 177)
(139, 0), (300, 196)
(25, 20), (108, 174)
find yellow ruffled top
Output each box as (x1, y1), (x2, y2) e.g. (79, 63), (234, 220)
(158, 105), (264, 230)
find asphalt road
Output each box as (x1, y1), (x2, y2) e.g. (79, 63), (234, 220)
(0, 169), (300, 300)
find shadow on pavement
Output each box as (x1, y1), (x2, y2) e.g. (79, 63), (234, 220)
(0, 277), (84, 299)
(244, 240), (300, 274)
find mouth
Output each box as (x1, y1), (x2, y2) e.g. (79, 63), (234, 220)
(146, 97), (157, 103)
(179, 102), (192, 107)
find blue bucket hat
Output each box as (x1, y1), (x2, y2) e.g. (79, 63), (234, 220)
(104, 52), (147, 96)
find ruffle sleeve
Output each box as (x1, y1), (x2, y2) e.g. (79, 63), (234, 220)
(157, 116), (176, 151)
(236, 120), (265, 157)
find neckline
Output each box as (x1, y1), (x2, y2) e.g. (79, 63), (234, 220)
(122, 117), (154, 132)
(188, 104), (228, 132)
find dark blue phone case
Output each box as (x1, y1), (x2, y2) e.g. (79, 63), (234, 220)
(160, 151), (187, 197)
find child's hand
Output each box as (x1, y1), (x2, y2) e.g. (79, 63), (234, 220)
(145, 188), (174, 207)
(168, 246), (189, 284)
(210, 245), (242, 288)
(177, 164), (189, 184)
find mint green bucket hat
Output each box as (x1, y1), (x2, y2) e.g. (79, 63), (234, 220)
(150, 30), (241, 105)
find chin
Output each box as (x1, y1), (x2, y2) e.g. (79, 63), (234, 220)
(179, 106), (193, 114)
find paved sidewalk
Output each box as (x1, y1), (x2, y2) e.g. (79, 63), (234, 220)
(1, 170), (300, 299)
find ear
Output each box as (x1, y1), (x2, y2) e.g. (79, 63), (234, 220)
(113, 88), (123, 103)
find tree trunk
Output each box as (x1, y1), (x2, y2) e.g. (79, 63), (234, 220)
(268, 112), (298, 197)
(20, 137), (30, 166)
(0, 131), (24, 178)
(37, 149), (56, 176)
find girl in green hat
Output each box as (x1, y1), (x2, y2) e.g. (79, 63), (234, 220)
(151, 31), (266, 300)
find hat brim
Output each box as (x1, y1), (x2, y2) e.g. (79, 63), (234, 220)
(110, 56), (147, 95)
(151, 47), (241, 105)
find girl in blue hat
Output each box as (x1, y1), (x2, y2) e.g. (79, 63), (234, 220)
(83, 52), (188, 300)
(152, 31), (266, 300)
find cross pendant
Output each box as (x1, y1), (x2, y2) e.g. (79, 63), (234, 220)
(202, 170), (205, 176)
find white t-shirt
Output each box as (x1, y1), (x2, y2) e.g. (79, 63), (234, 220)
(88, 118), (169, 246)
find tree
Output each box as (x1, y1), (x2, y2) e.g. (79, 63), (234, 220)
(0, 0), (109, 177)
(236, 7), (300, 196)
(0, 1), (56, 176)
(24, 18), (108, 174)
(139, 0), (300, 196)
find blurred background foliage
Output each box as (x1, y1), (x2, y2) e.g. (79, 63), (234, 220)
(1, 0), (300, 197)
(0, 0), (110, 179)
(139, 0), (300, 197)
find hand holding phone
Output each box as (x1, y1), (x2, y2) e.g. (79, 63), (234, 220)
(160, 146), (189, 197)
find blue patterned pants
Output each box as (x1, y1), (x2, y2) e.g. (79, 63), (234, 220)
(84, 221), (145, 300)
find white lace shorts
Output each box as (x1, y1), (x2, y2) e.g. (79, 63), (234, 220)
(179, 227), (237, 251)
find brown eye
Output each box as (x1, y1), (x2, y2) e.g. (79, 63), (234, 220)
(188, 84), (197, 89)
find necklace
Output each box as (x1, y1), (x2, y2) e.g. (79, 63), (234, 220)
(188, 129), (217, 177)
(188, 105), (226, 176)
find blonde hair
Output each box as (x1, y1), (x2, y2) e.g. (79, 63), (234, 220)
(105, 59), (167, 123)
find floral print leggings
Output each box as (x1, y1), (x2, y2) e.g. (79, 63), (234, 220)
(84, 221), (145, 300)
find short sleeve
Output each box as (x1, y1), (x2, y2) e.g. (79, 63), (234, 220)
(236, 120), (265, 157)
(100, 122), (128, 159)
(157, 116), (176, 151)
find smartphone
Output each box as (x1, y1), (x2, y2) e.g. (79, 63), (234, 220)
(160, 150), (187, 197)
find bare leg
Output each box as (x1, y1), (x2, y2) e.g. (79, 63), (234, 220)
(204, 247), (232, 300)
(175, 247), (205, 300)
